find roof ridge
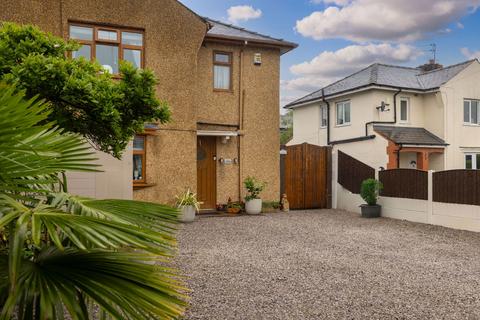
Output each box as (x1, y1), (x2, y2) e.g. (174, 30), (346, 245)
(418, 59), (477, 75)
(204, 17), (285, 42)
(376, 63), (420, 71)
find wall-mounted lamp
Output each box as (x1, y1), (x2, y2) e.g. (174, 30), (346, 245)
(376, 101), (390, 112)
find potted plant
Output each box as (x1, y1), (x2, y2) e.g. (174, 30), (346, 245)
(244, 176), (266, 215)
(175, 188), (200, 222)
(360, 178), (383, 218)
(226, 202), (242, 214)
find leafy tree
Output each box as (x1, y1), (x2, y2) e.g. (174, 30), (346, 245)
(0, 22), (170, 158)
(280, 126), (293, 145)
(0, 84), (186, 319)
(280, 111), (293, 145)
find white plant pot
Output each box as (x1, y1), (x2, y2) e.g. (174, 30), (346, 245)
(245, 199), (262, 215)
(179, 205), (196, 223)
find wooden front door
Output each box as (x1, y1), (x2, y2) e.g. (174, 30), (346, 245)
(197, 136), (216, 210)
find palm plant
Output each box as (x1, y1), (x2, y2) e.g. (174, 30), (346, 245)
(0, 84), (186, 319)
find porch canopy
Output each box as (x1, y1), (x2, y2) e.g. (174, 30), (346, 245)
(374, 125), (448, 170)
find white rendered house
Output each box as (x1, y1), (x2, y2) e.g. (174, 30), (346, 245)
(285, 59), (480, 171)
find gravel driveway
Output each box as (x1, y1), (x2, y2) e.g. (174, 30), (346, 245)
(177, 210), (480, 320)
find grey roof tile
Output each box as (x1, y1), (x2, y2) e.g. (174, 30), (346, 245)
(205, 18), (297, 53)
(287, 60), (476, 108)
(373, 125), (447, 146)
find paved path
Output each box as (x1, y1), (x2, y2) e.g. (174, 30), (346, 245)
(177, 210), (480, 319)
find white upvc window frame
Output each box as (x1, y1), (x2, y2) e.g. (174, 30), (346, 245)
(320, 105), (328, 129)
(399, 97), (410, 123)
(336, 100), (351, 127)
(465, 153), (480, 169)
(463, 99), (480, 126)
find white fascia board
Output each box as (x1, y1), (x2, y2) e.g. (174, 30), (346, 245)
(401, 144), (446, 149)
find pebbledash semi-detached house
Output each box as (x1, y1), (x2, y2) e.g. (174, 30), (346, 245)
(286, 59), (480, 172)
(2, 0), (296, 210)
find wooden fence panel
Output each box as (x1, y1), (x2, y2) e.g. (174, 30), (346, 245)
(337, 151), (375, 194)
(433, 170), (480, 206)
(379, 169), (428, 200)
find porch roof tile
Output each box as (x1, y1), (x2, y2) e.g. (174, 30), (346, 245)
(373, 125), (448, 146)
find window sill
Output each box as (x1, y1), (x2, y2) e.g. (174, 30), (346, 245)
(335, 123), (351, 128)
(213, 89), (233, 93)
(463, 123), (480, 127)
(133, 182), (157, 190)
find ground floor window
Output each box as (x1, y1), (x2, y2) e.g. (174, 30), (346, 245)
(465, 153), (480, 169)
(133, 135), (146, 182)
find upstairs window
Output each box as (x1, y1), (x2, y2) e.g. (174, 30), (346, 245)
(336, 101), (351, 126)
(465, 153), (480, 169)
(133, 135), (146, 183)
(400, 97), (410, 123)
(69, 24), (144, 74)
(213, 51), (232, 91)
(464, 99), (479, 125)
(320, 105), (328, 128)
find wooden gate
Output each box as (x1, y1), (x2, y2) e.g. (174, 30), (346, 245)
(281, 143), (331, 210)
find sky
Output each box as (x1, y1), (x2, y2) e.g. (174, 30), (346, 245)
(179, 0), (480, 113)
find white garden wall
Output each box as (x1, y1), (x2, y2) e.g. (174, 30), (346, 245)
(333, 151), (480, 232)
(335, 183), (480, 232)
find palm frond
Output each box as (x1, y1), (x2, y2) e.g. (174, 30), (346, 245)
(0, 85), (99, 195)
(1, 248), (188, 320)
(51, 193), (179, 232)
(0, 80), (187, 319)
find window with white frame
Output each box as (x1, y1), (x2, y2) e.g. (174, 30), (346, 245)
(465, 153), (480, 169)
(336, 101), (351, 125)
(464, 99), (480, 125)
(400, 97), (409, 123)
(320, 105), (328, 128)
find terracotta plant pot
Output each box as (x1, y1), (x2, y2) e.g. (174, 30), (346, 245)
(227, 207), (241, 214)
(245, 199), (262, 215)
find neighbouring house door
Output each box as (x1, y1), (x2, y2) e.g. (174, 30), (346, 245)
(197, 136), (216, 210)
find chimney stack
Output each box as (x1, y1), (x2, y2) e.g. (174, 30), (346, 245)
(418, 59), (443, 72)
